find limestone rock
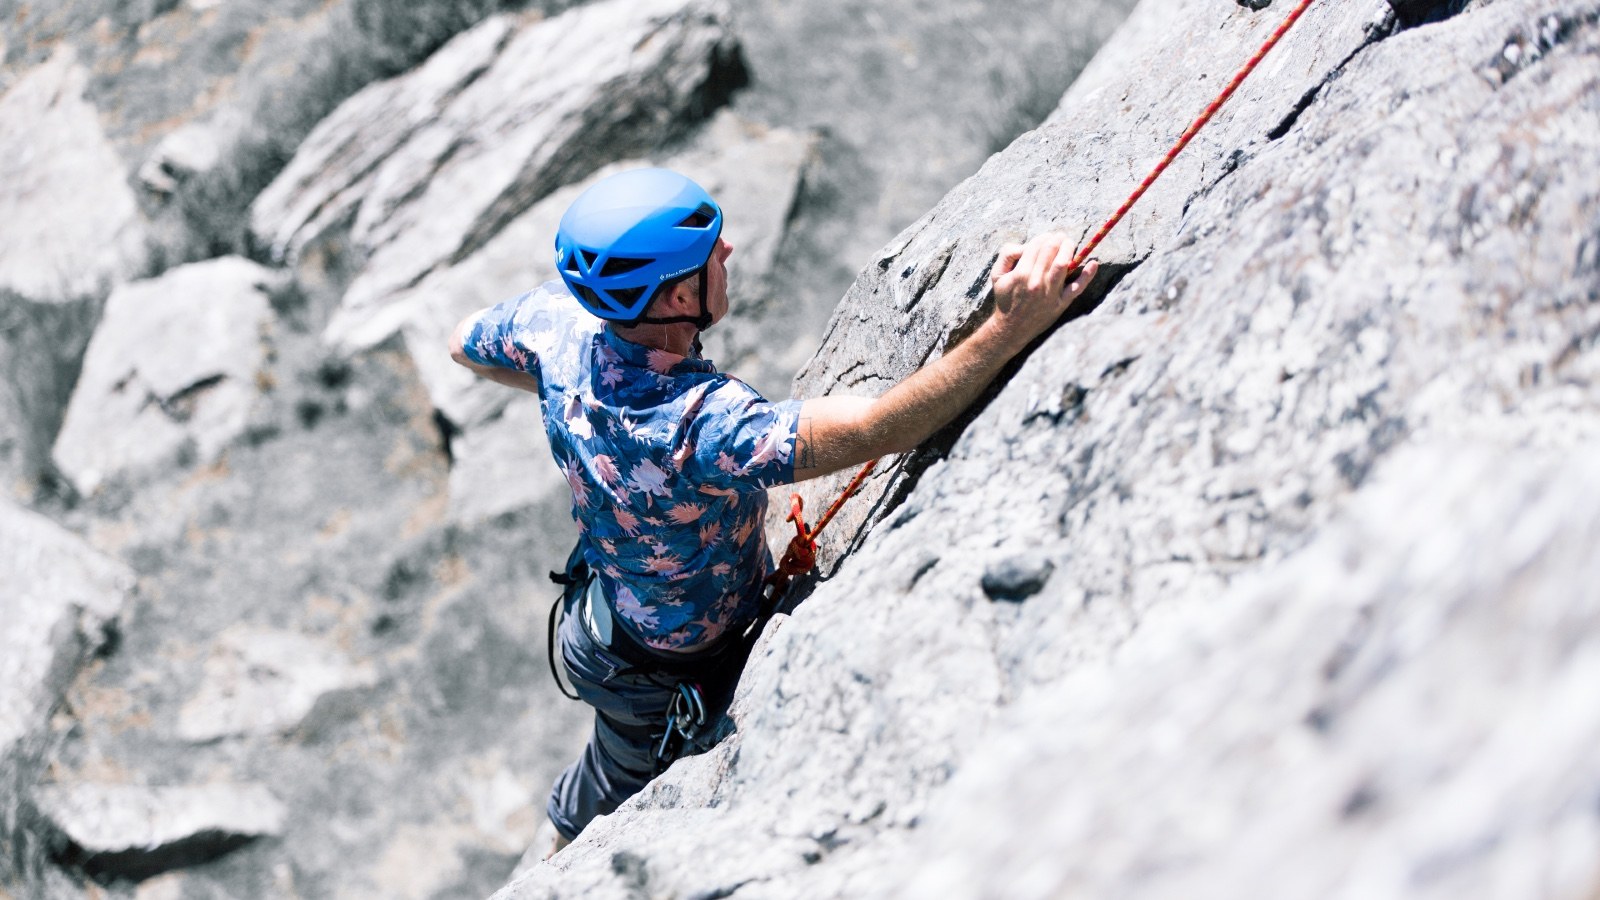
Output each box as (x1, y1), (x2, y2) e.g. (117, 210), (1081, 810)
(0, 291), (100, 499)
(447, 398), (564, 527)
(177, 626), (379, 743)
(504, 0), (1600, 895)
(32, 781), (287, 882)
(51, 257), (280, 494)
(250, 0), (744, 353)
(0, 48), (146, 301)
(137, 122), (223, 197)
(723, 0), (1142, 381)
(247, 13), (518, 266)
(0, 499), (132, 759)
(898, 443), (1600, 900)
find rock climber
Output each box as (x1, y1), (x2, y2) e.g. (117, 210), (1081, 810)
(448, 167), (1098, 854)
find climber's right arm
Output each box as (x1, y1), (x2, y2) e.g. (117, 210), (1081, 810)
(793, 233), (1098, 479)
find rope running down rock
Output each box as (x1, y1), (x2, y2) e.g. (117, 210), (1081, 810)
(764, 0), (1319, 601)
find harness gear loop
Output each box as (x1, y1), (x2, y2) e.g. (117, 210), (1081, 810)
(762, 0), (1316, 605)
(654, 681), (708, 772)
(546, 557), (589, 702)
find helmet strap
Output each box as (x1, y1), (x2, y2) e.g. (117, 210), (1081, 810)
(638, 267), (713, 331)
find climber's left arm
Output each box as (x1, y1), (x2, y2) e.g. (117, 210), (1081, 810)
(793, 234), (1098, 479)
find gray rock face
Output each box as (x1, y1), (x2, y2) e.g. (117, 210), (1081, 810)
(0, 500), (131, 760)
(137, 122), (224, 198)
(504, 0), (1600, 896)
(448, 397), (565, 526)
(32, 782), (287, 883)
(900, 442), (1600, 900)
(176, 626), (379, 743)
(0, 291), (100, 500)
(0, 48), (146, 301)
(0, 499), (131, 891)
(247, 13), (520, 268)
(250, 0), (745, 354)
(51, 257), (280, 494)
(723, 0), (1142, 383)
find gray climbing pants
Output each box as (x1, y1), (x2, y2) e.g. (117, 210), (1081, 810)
(545, 579), (748, 841)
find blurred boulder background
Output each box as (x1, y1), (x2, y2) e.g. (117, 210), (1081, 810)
(0, 0), (1136, 896)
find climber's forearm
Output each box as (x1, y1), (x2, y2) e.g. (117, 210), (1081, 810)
(865, 317), (1020, 453)
(794, 317), (1019, 477)
(791, 236), (1099, 481)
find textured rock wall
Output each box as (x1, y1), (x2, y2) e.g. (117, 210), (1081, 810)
(0, 500), (132, 890)
(0, 48), (146, 301)
(507, 0), (1600, 896)
(254, 0), (745, 348)
(51, 258), (282, 496)
(0, 292), (100, 502)
(15, 0), (1594, 895)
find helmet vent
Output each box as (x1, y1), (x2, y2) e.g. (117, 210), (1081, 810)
(578, 249), (599, 269)
(572, 283), (609, 311)
(608, 286), (647, 307)
(676, 204), (717, 229)
(598, 256), (652, 277)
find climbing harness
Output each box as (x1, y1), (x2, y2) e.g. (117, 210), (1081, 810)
(765, 0), (1318, 600)
(547, 546), (590, 701)
(548, 541), (734, 771)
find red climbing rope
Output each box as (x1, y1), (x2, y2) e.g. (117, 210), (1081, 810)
(764, 458), (878, 598)
(1066, 0), (1318, 272)
(766, 0), (1317, 599)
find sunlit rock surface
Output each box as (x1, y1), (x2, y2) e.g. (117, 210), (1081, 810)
(32, 782), (287, 883)
(0, 499), (132, 893)
(0, 501), (131, 760)
(250, 0), (745, 353)
(5, 0), (1595, 896)
(0, 48), (146, 301)
(51, 257), (281, 495)
(176, 626), (379, 743)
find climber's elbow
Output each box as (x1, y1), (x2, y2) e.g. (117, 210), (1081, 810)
(449, 316), (476, 369)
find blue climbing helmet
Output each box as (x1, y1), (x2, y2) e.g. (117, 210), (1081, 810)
(554, 168), (723, 328)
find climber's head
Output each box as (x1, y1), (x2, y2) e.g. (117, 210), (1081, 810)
(554, 168), (730, 331)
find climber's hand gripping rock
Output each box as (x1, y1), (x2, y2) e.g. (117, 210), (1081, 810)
(791, 231), (1099, 480)
(987, 232), (1100, 355)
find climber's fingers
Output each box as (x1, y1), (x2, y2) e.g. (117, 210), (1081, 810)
(1013, 239), (1043, 296)
(1046, 239), (1078, 299)
(990, 243), (1025, 286)
(1063, 259), (1101, 304)
(1027, 232), (1067, 296)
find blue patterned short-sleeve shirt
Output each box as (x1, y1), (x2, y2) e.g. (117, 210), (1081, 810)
(460, 282), (802, 652)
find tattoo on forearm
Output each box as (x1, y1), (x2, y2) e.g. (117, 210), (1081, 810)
(797, 417), (816, 469)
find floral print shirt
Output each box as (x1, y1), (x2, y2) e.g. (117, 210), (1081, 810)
(460, 282), (802, 652)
